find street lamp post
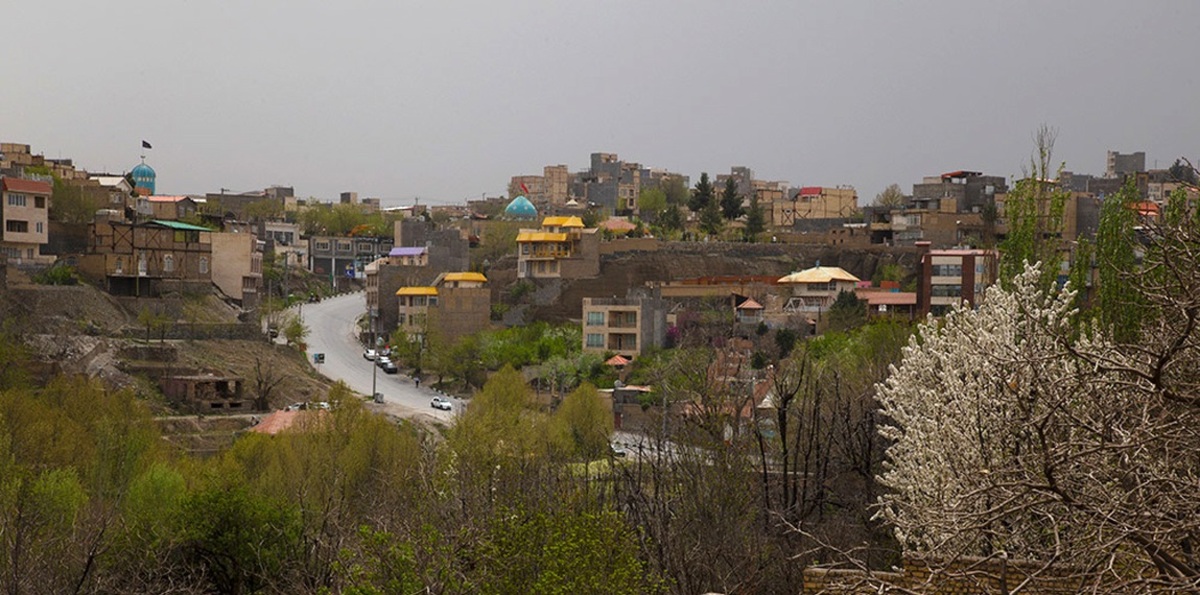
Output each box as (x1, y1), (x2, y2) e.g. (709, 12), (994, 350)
(370, 314), (378, 400)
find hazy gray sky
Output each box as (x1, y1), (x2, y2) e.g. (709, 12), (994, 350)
(4, 1), (1198, 206)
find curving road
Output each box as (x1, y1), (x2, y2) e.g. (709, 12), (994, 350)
(297, 291), (461, 422)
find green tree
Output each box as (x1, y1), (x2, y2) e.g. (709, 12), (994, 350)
(743, 194), (765, 242)
(1168, 157), (1198, 185)
(282, 313), (309, 347)
(689, 172), (715, 213)
(658, 203), (684, 234)
(661, 175), (690, 206)
(1092, 178), (1144, 341)
(998, 125), (1068, 291)
(720, 177), (744, 220)
(698, 196), (724, 237)
(551, 383), (612, 459)
(49, 177), (107, 224)
(825, 290), (867, 332)
(637, 187), (667, 223)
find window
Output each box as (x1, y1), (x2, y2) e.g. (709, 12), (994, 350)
(35, 197), (45, 208)
(115, 257), (124, 274)
(586, 311), (604, 326)
(199, 257), (209, 274)
(35, 222), (43, 234)
(163, 254), (175, 273)
(7, 194), (26, 207)
(316, 241), (330, 251)
(586, 333), (604, 348)
(5, 220), (28, 233)
(930, 264), (963, 277)
(931, 284), (962, 297)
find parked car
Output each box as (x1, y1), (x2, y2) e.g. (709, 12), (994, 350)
(363, 348), (377, 361)
(381, 360), (398, 374)
(609, 443), (628, 458)
(431, 396), (452, 411)
(376, 356), (392, 368)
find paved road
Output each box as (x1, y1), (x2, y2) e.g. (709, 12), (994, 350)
(297, 291), (460, 422)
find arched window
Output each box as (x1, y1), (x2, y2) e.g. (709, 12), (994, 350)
(199, 257), (209, 275)
(163, 254), (175, 273)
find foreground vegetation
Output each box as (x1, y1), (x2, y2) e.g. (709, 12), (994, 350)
(0, 309), (914, 594)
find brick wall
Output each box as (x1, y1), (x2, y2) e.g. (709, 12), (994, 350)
(803, 554), (1084, 594)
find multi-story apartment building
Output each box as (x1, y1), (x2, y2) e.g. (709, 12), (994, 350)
(1, 177), (51, 264)
(259, 220), (305, 268)
(911, 170), (1007, 214)
(396, 272), (489, 345)
(81, 213), (214, 296)
(308, 235), (393, 291)
(516, 216), (600, 280)
(581, 293), (667, 359)
(1107, 150), (1146, 178)
(915, 244), (998, 316)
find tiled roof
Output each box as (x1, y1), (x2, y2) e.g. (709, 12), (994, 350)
(1, 177), (52, 194)
(777, 266), (860, 284)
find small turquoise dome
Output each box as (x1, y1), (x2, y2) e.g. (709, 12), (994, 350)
(504, 195), (538, 219)
(131, 161), (156, 195)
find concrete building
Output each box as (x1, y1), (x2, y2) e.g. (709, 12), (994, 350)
(308, 235), (393, 291)
(340, 191), (359, 204)
(1107, 150), (1146, 178)
(1, 177), (52, 264)
(516, 215), (600, 280)
(582, 292), (667, 359)
(916, 244), (998, 316)
(210, 229), (263, 309)
(395, 272), (490, 346)
(911, 170), (1007, 214)
(366, 219), (472, 333)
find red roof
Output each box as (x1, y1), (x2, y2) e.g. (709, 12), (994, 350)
(606, 354), (631, 367)
(2, 178), (52, 194)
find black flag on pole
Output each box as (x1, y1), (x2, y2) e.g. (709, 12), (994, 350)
(142, 140), (152, 149)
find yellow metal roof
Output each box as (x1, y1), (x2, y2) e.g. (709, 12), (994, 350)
(395, 286), (438, 296)
(777, 266), (860, 284)
(516, 231), (569, 242)
(442, 272), (488, 283)
(542, 216), (585, 228)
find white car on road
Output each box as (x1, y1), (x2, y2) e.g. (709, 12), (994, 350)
(431, 396), (452, 411)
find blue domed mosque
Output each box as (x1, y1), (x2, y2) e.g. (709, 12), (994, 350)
(131, 159), (156, 195)
(503, 195), (538, 220)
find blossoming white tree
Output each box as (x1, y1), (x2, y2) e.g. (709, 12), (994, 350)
(876, 257), (1200, 592)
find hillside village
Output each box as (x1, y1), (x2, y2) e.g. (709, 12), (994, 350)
(4, 139), (1200, 593)
(2, 140), (1197, 411)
